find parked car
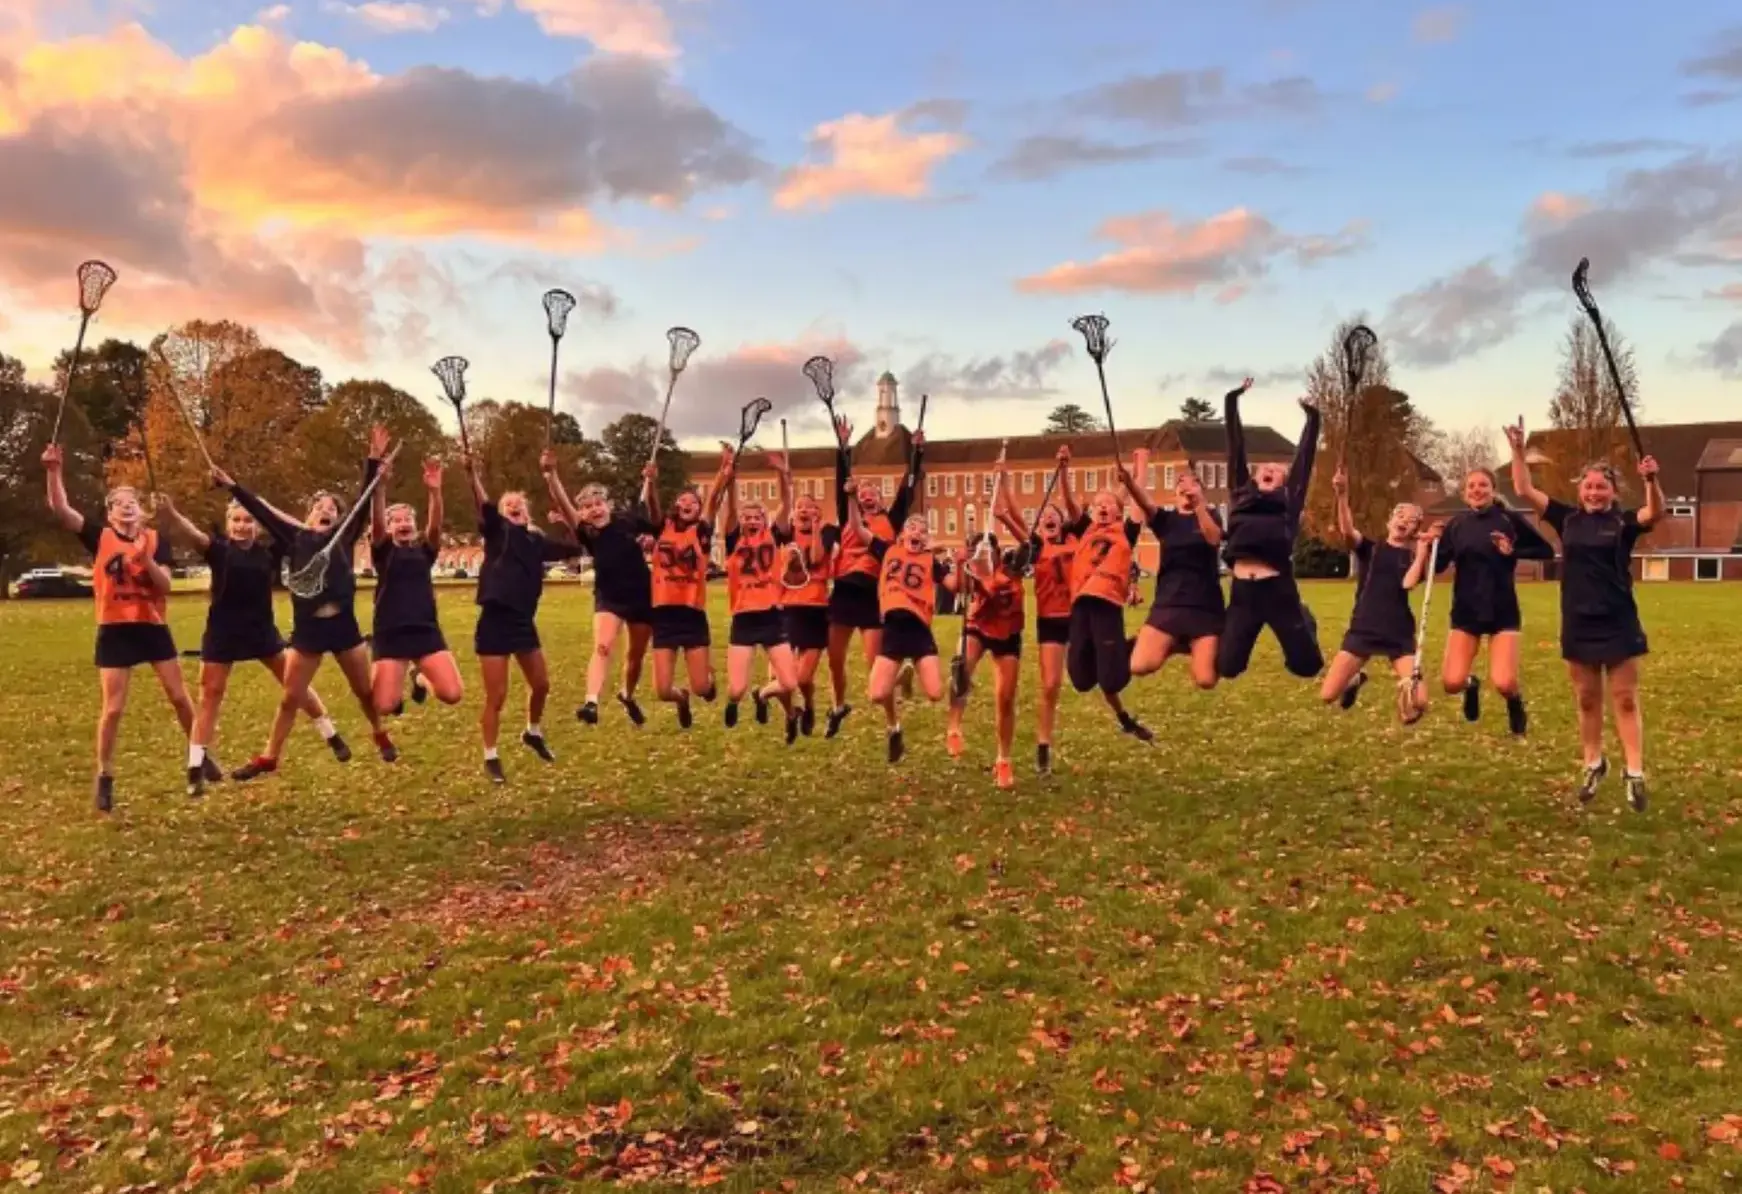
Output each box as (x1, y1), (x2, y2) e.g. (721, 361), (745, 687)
(14, 568), (93, 599)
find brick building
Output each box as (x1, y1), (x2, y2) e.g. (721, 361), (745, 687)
(683, 372), (1305, 572)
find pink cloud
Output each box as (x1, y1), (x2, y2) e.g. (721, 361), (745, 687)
(775, 108), (968, 212)
(508, 0), (678, 58)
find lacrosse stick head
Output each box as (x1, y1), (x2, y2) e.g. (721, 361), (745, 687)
(77, 260), (117, 316)
(780, 542), (811, 590)
(666, 326), (700, 375)
(1341, 324), (1377, 395)
(285, 552), (334, 601)
(432, 355), (469, 403)
(1572, 257), (1598, 318)
(1070, 314), (1112, 364)
(949, 653), (972, 702)
(1395, 673), (1424, 723)
(543, 288), (577, 339)
(738, 396), (774, 447)
(803, 355), (836, 402)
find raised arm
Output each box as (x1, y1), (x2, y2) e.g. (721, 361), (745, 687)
(1179, 474), (1221, 547)
(40, 444), (84, 534)
(642, 463), (664, 527)
(833, 416), (853, 525)
(1331, 464), (1359, 547)
(1285, 397), (1321, 523)
(541, 450), (581, 528)
(1403, 524), (1439, 589)
(892, 431), (926, 525)
(218, 469), (301, 546)
(720, 450), (740, 538)
(1636, 454), (1664, 529)
(1224, 379), (1253, 490)
(462, 452), (488, 513)
(370, 455), (391, 545)
(1504, 420), (1550, 516)
(995, 462), (1029, 541)
(422, 457), (445, 551)
(1056, 446), (1081, 523)
(1116, 458), (1158, 521)
(770, 449), (794, 535)
(842, 474), (867, 541)
(703, 447), (733, 525)
(154, 494), (211, 553)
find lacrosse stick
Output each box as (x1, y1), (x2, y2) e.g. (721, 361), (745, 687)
(50, 260), (119, 444)
(724, 396), (775, 479)
(431, 355), (472, 456)
(803, 355), (839, 426)
(1397, 537), (1440, 724)
(904, 392), (930, 510)
(542, 288), (577, 448)
(285, 444), (402, 600)
(1071, 314), (1120, 459)
(648, 327), (701, 468)
(150, 340), (218, 472)
(1339, 324), (1378, 468)
(1572, 258), (1645, 458)
(777, 417), (811, 590)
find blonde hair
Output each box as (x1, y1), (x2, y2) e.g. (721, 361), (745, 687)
(104, 486), (139, 510)
(577, 483), (608, 504)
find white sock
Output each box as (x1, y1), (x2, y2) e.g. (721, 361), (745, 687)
(526, 723), (542, 738)
(889, 723), (901, 734)
(315, 717), (337, 740)
(484, 747), (499, 761)
(188, 743), (205, 767)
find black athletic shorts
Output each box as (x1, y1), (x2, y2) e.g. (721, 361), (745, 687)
(372, 626), (449, 662)
(967, 627), (1023, 659)
(1144, 604), (1224, 644)
(289, 607), (364, 656)
(729, 609), (786, 648)
(1340, 629), (1414, 661)
(1035, 615), (1071, 646)
(94, 623), (178, 670)
(1561, 624), (1648, 667)
(474, 605), (541, 656)
(783, 604), (829, 651)
(1450, 615), (1522, 638)
(200, 622), (286, 665)
(828, 580), (882, 630)
(651, 605), (710, 650)
(596, 596), (652, 626)
(1067, 596), (1131, 696)
(878, 609), (938, 662)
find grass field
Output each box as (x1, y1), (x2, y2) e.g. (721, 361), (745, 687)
(3, 583), (1741, 1193)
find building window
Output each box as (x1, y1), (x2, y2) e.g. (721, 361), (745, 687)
(945, 508), (957, 535)
(1696, 557), (1722, 582)
(1160, 465), (1173, 489)
(1641, 557), (1669, 582)
(927, 508), (938, 534)
(737, 482), (749, 499)
(983, 473), (996, 497)
(1022, 471), (1035, 494)
(882, 476), (894, 499)
(927, 475), (938, 498)
(1023, 507), (1036, 525)
(944, 474), (956, 496)
(1668, 504), (1695, 518)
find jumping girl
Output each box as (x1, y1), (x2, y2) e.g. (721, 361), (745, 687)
(1217, 381), (1324, 681)
(721, 450), (799, 740)
(645, 452), (731, 729)
(1433, 466), (1554, 734)
(368, 457), (463, 733)
(1507, 423), (1662, 810)
(947, 449), (1022, 789)
(1065, 463), (1153, 744)
(42, 444), (196, 812)
(220, 425), (397, 779)
(1318, 466), (1435, 723)
(1124, 464), (1225, 691)
(463, 454), (586, 784)
(156, 491), (348, 799)
(847, 490), (958, 764)
(824, 415), (926, 738)
(996, 446), (1073, 775)
(763, 487), (836, 735)
(543, 453), (656, 727)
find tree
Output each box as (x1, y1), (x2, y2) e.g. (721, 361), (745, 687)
(1043, 403), (1103, 435)
(54, 339), (148, 446)
(465, 399), (601, 513)
(0, 355), (104, 596)
(1179, 396), (1218, 422)
(592, 413), (688, 508)
(1541, 315), (1641, 503)
(1430, 426), (1500, 487)
(551, 411), (586, 446)
(292, 380), (451, 516)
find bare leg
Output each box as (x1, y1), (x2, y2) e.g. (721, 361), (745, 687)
(727, 644), (755, 704)
(262, 653), (329, 722)
(1320, 650), (1368, 705)
(684, 645), (714, 698)
(1188, 637), (1219, 690)
(588, 612), (622, 702)
(945, 637), (985, 751)
(1566, 661), (1606, 767)
(914, 656), (945, 702)
(266, 651), (324, 761)
(1606, 657), (1644, 774)
(867, 656), (899, 716)
(333, 645), (385, 732)
(1441, 629), (1480, 694)
(826, 623), (854, 709)
(622, 622), (651, 697)
(765, 644), (798, 716)
(372, 658), (410, 715)
(992, 654), (1019, 761)
(1036, 643), (1065, 750)
(517, 650), (550, 728)
(194, 662), (232, 751)
(150, 658), (196, 737)
(1488, 631), (1522, 698)
(653, 648), (682, 701)
(1129, 626), (1177, 678)
(479, 655), (510, 751)
(414, 651), (464, 705)
(96, 668), (131, 777)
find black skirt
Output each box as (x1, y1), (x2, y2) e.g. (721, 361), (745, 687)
(475, 605), (541, 656)
(828, 580), (882, 630)
(1561, 623), (1648, 666)
(878, 609), (938, 662)
(783, 604), (830, 651)
(201, 622), (287, 665)
(729, 609), (786, 648)
(94, 623), (178, 670)
(1340, 629), (1415, 661)
(1144, 604), (1224, 644)
(596, 595), (653, 625)
(372, 626), (449, 662)
(651, 605), (710, 650)
(290, 608), (365, 656)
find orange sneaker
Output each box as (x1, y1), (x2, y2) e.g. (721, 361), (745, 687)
(946, 728), (964, 758)
(993, 758), (1014, 790)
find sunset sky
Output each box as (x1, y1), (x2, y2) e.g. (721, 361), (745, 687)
(2, 0), (1738, 448)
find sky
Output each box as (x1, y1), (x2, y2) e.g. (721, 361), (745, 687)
(1, 0), (1739, 451)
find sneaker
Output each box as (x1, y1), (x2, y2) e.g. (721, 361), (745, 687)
(1505, 694), (1528, 736)
(521, 730), (554, 763)
(676, 691), (693, 731)
(375, 732), (399, 764)
(946, 728), (964, 759)
(887, 726), (906, 765)
(411, 677), (428, 705)
(1339, 671), (1368, 711)
(617, 692), (646, 727)
(1625, 772), (1648, 813)
(753, 692), (770, 725)
(1036, 743), (1052, 776)
(484, 757), (506, 785)
(232, 756), (278, 782)
(93, 774), (114, 814)
(390, 701), (405, 718)
(784, 714), (800, 746)
(993, 759), (1015, 790)
(724, 700), (740, 729)
(201, 755), (224, 784)
(1462, 676), (1481, 723)
(577, 700), (600, 725)
(327, 734), (352, 763)
(800, 703), (816, 737)
(1118, 712), (1155, 745)
(1577, 756), (1608, 804)
(695, 682), (717, 704)
(186, 765), (205, 800)
(825, 705), (851, 739)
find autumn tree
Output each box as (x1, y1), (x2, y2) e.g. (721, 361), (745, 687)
(464, 399), (602, 513)
(1179, 396), (1218, 422)
(0, 355), (105, 595)
(591, 413), (688, 509)
(1431, 426), (1500, 487)
(1538, 315), (1642, 503)
(54, 339), (148, 447)
(1043, 403), (1102, 435)
(293, 380), (452, 515)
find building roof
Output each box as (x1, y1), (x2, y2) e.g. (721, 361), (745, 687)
(877, 371), (897, 386)
(1527, 420), (1742, 497)
(1696, 439), (1742, 472)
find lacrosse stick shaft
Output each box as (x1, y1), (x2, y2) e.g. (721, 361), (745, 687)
(1589, 322), (1645, 457)
(50, 314), (93, 444)
(156, 364), (219, 472)
(545, 337), (560, 449)
(1411, 538), (1440, 676)
(648, 375), (678, 467)
(1093, 361), (1121, 460)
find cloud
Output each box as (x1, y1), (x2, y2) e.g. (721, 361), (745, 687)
(1070, 67), (1326, 129)
(775, 102), (968, 211)
(1381, 259), (1521, 367)
(1222, 155), (1306, 175)
(484, 258), (619, 318)
(1683, 89), (1740, 107)
(1366, 81), (1398, 104)
(1200, 364), (1302, 391)
(1411, 5), (1465, 44)
(256, 4), (292, 21)
(1683, 27), (1742, 80)
(508, 0), (678, 58)
(1014, 207), (1368, 297)
(900, 340), (1074, 401)
(1700, 322), (1742, 378)
(988, 134), (1199, 182)
(1710, 283), (1742, 302)
(1564, 138), (1688, 158)
(333, 2), (450, 32)
(1526, 191), (1591, 225)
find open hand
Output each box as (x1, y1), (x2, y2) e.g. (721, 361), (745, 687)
(1504, 420), (1526, 451)
(1489, 531), (1513, 556)
(422, 457), (443, 488)
(1331, 465), (1348, 494)
(369, 423), (391, 459)
(210, 466), (234, 489)
(1638, 454), (1660, 480)
(40, 443), (64, 470)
